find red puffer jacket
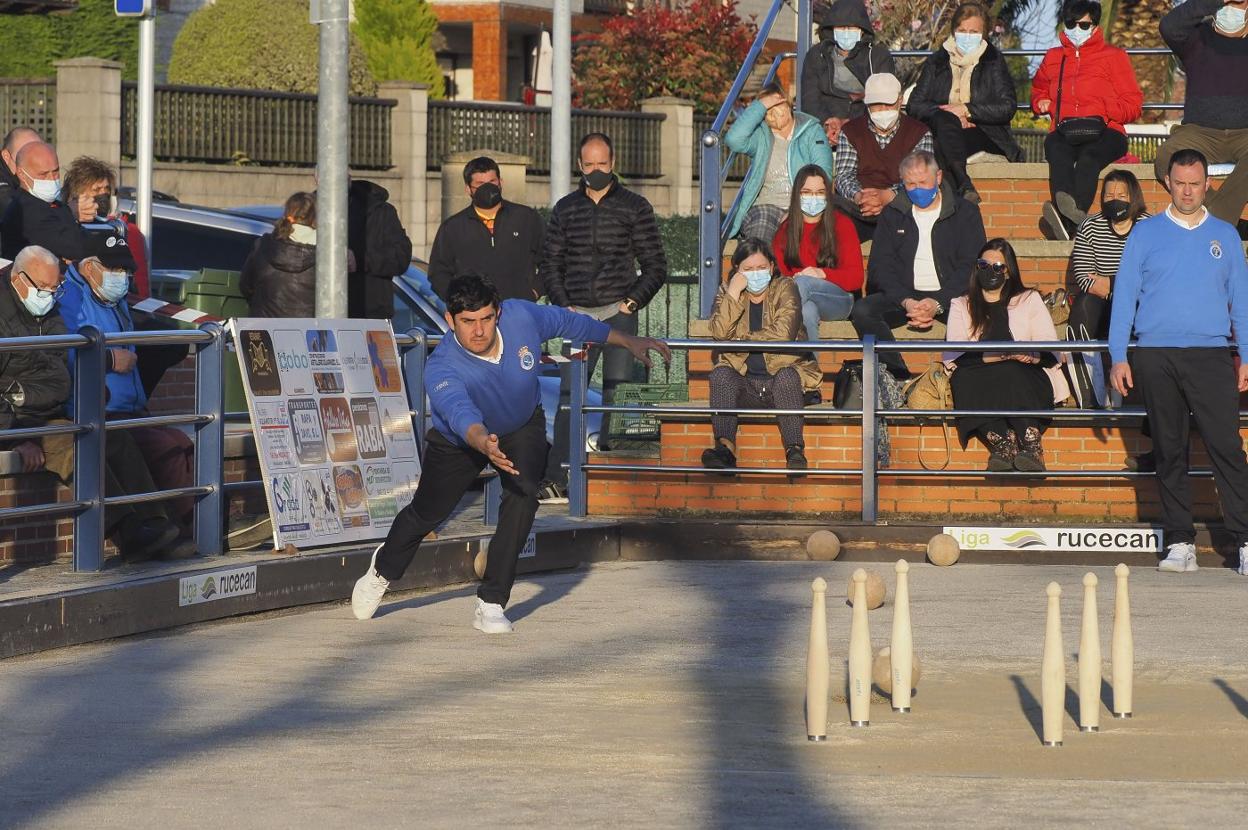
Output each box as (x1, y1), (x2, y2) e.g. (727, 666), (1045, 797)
(1030, 29), (1142, 136)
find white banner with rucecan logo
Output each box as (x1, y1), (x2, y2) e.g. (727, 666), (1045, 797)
(231, 319), (421, 550)
(943, 526), (1164, 554)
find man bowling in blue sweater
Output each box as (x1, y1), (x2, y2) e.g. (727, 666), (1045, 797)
(352, 273), (670, 631)
(1110, 148), (1248, 576)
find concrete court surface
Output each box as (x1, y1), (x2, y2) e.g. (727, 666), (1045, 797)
(2, 559), (1248, 829)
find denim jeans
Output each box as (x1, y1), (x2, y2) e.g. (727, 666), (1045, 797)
(793, 275), (854, 341)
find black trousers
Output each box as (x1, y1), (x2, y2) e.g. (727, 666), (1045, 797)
(376, 408), (548, 606)
(1134, 348), (1248, 546)
(926, 111), (999, 194)
(1044, 130), (1128, 213)
(850, 292), (950, 378)
(546, 309), (638, 485)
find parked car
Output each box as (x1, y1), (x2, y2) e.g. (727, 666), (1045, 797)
(121, 198), (603, 447)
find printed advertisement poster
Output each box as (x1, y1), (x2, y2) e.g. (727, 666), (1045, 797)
(232, 318), (421, 550)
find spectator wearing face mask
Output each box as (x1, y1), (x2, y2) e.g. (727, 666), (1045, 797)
(851, 150), (987, 380)
(60, 156), (151, 297)
(240, 192), (318, 318)
(0, 141), (92, 262)
(801, 0), (896, 145)
(1030, 0), (1143, 240)
(0, 126), (41, 231)
(1156, 0), (1248, 231)
(834, 73), (935, 241)
(428, 156), (545, 303)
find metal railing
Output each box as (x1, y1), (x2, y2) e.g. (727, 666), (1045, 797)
(427, 101), (665, 178)
(560, 335), (1211, 522)
(119, 82), (396, 168)
(0, 78), (56, 145)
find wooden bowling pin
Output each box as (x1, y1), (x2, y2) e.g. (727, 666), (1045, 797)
(1112, 564), (1133, 718)
(806, 578), (829, 741)
(848, 569), (872, 727)
(1041, 581), (1064, 747)
(890, 559), (913, 713)
(1078, 573), (1101, 733)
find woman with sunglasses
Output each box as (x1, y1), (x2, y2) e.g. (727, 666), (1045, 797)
(723, 83), (834, 244)
(1030, 0), (1142, 240)
(943, 238), (1069, 471)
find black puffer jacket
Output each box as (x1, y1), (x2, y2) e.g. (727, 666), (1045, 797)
(240, 233), (316, 318)
(906, 42), (1024, 162)
(541, 176), (667, 309)
(0, 265), (70, 428)
(345, 180), (412, 320)
(1, 188), (90, 261)
(801, 0), (896, 122)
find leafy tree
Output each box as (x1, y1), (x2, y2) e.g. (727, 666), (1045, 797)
(0, 0), (139, 79)
(353, 0), (444, 98)
(573, 0), (756, 114)
(168, 0), (375, 96)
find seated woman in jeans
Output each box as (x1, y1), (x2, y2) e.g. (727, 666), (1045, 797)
(772, 164), (863, 341)
(702, 238), (823, 472)
(944, 238), (1069, 472)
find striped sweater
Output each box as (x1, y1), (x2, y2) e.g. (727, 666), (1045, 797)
(1071, 212), (1148, 295)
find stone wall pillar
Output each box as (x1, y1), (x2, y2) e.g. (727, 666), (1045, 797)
(441, 149), (529, 221)
(379, 82), (429, 258)
(641, 97), (696, 216)
(54, 58), (122, 171)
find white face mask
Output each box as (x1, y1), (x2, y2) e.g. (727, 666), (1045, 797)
(23, 171), (61, 203)
(869, 108), (900, 131)
(1215, 4), (1247, 32)
(289, 223), (317, 245)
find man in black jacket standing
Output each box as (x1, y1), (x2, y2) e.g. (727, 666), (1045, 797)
(0, 127), (41, 238)
(851, 151), (986, 379)
(345, 178), (413, 319)
(1, 141), (91, 262)
(428, 156), (545, 302)
(541, 132), (668, 495)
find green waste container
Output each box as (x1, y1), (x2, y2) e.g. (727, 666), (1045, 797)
(155, 268), (250, 414)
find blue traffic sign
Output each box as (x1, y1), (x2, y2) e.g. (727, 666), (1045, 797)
(115, 0), (151, 16)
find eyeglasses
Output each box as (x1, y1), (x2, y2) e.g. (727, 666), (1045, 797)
(18, 270), (66, 300)
(1064, 19), (1095, 30)
(976, 259), (1009, 275)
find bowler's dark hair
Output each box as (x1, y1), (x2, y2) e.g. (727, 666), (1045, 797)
(1100, 169), (1147, 222)
(462, 156), (500, 185)
(783, 164), (839, 271)
(1062, 0), (1102, 25)
(446, 273), (501, 316)
(966, 237), (1033, 339)
(1168, 148), (1208, 176)
(579, 132), (614, 161)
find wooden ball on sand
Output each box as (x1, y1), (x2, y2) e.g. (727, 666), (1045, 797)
(872, 646), (923, 694)
(473, 549), (487, 580)
(846, 569), (886, 609)
(927, 533), (961, 567)
(806, 530), (842, 561)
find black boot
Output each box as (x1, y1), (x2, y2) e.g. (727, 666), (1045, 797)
(983, 430), (1018, 472)
(785, 444), (808, 471)
(1014, 426), (1047, 472)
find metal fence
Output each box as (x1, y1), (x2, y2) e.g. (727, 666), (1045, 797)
(120, 83), (395, 168)
(1012, 129), (1169, 164)
(636, 274), (699, 387)
(0, 78), (56, 144)
(427, 101), (665, 178)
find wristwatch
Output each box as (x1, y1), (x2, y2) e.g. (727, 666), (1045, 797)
(623, 298), (639, 313)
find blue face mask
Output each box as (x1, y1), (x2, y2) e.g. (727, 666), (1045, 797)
(800, 195), (827, 216)
(954, 32), (983, 53)
(99, 270), (130, 303)
(1215, 5), (1246, 32)
(743, 269), (772, 293)
(1065, 25), (1094, 47)
(20, 287), (55, 318)
(833, 28), (861, 52)
(907, 185), (940, 209)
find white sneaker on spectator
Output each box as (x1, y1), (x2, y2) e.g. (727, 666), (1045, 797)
(473, 598), (514, 634)
(1158, 542), (1198, 573)
(1239, 543), (1248, 576)
(351, 545), (390, 620)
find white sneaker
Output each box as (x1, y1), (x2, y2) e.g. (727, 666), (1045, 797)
(473, 598), (514, 634)
(1158, 543), (1198, 573)
(351, 545), (390, 620)
(1239, 543), (1248, 576)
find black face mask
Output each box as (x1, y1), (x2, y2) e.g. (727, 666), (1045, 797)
(583, 169), (613, 191)
(471, 182), (502, 210)
(93, 193), (112, 217)
(1103, 199), (1131, 224)
(976, 266), (1006, 291)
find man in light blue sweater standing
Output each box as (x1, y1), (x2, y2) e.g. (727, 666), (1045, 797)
(1110, 148), (1248, 576)
(351, 274), (669, 631)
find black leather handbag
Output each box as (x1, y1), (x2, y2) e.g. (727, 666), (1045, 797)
(1054, 54), (1105, 146)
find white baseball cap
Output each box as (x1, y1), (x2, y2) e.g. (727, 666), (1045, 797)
(863, 73), (902, 106)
